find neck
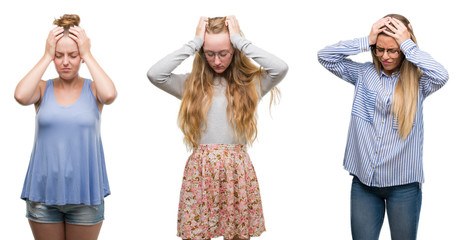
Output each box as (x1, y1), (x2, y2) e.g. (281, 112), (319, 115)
(55, 75), (82, 88)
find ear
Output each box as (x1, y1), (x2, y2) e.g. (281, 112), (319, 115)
(81, 58), (85, 64)
(408, 23), (413, 31)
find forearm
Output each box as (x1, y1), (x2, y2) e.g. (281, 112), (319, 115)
(14, 54), (52, 105)
(318, 37), (369, 84)
(401, 39), (449, 86)
(230, 34), (288, 94)
(146, 37), (202, 99)
(83, 53), (117, 105)
(147, 37), (202, 84)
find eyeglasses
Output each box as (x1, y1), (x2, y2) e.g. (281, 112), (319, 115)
(371, 46), (401, 58)
(203, 50), (233, 60)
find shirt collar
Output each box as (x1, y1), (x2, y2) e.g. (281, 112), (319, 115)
(380, 70), (400, 78)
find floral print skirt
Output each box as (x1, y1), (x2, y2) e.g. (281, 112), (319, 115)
(177, 144), (265, 240)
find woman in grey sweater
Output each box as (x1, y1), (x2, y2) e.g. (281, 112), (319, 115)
(147, 16), (287, 240)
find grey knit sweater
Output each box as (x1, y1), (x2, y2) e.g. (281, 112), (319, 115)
(147, 34), (288, 144)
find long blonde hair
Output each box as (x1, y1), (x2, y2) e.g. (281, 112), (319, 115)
(178, 17), (278, 149)
(371, 14), (422, 140)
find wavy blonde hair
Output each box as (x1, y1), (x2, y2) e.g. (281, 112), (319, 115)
(178, 17), (279, 149)
(371, 14), (422, 140)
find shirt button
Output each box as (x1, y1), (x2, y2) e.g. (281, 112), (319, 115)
(378, 136), (382, 139)
(382, 121), (384, 124)
(372, 166), (375, 169)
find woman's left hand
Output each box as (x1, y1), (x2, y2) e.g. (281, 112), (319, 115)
(68, 26), (91, 60)
(382, 17), (411, 45)
(225, 15), (240, 36)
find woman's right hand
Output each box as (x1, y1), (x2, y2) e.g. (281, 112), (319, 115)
(195, 16), (208, 40)
(44, 27), (64, 60)
(15, 27), (63, 106)
(369, 17), (390, 46)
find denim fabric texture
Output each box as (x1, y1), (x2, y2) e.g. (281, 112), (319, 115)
(26, 199), (104, 225)
(350, 176), (421, 240)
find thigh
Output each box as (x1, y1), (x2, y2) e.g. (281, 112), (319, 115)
(386, 183), (422, 240)
(65, 222), (103, 240)
(28, 220), (65, 240)
(350, 176), (385, 240)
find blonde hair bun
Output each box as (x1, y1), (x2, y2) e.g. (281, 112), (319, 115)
(53, 14), (80, 29)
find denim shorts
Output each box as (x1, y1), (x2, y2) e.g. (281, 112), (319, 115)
(26, 199), (105, 225)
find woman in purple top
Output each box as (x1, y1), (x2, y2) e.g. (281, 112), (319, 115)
(14, 14), (116, 240)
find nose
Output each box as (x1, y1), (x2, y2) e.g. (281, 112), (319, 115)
(214, 55), (221, 65)
(63, 55), (70, 66)
(382, 51), (390, 59)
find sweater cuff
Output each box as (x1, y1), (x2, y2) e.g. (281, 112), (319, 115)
(192, 36), (204, 51)
(230, 34), (246, 50)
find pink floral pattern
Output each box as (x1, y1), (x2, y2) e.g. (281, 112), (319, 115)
(177, 144), (265, 240)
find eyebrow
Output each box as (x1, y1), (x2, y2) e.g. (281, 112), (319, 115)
(375, 46), (400, 50)
(55, 51), (79, 54)
(203, 49), (233, 53)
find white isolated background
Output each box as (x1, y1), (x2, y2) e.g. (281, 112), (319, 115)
(0, 0), (461, 239)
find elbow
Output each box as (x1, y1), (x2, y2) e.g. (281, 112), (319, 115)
(279, 62), (289, 79)
(435, 68), (450, 87)
(317, 51), (325, 64)
(99, 90), (117, 105)
(14, 91), (31, 106)
(442, 70), (450, 84)
(147, 68), (166, 87)
(147, 69), (155, 84)
(317, 49), (330, 65)
(147, 67), (160, 85)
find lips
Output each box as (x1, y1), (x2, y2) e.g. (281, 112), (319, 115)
(62, 68), (71, 72)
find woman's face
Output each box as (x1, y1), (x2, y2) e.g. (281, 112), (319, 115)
(375, 34), (404, 76)
(54, 36), (81, 80)
(203, 32), (234, 74)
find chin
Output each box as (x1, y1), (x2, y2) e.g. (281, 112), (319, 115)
(58, 73), (78, 81)
(213, 69), (226, 74)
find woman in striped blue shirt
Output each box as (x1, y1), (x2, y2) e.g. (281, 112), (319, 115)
(318, 14), (448, 240)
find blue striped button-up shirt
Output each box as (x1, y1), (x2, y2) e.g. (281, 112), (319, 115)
(318, 36), (449, 187)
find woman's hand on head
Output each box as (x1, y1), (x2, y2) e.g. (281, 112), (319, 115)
(68, 26), (91, 60)
(195, 16), (208, 40)
(369, 17), (390, 45)
(382, 17), (411, 45)
(225, 15), (240, 36)
(45, 27), (64, 60)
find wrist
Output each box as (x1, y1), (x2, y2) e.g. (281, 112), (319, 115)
(81, 52), (93, 61)
(42, 53), (54, 62)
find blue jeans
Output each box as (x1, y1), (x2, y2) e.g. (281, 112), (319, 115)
(350, 176), (422, 240)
